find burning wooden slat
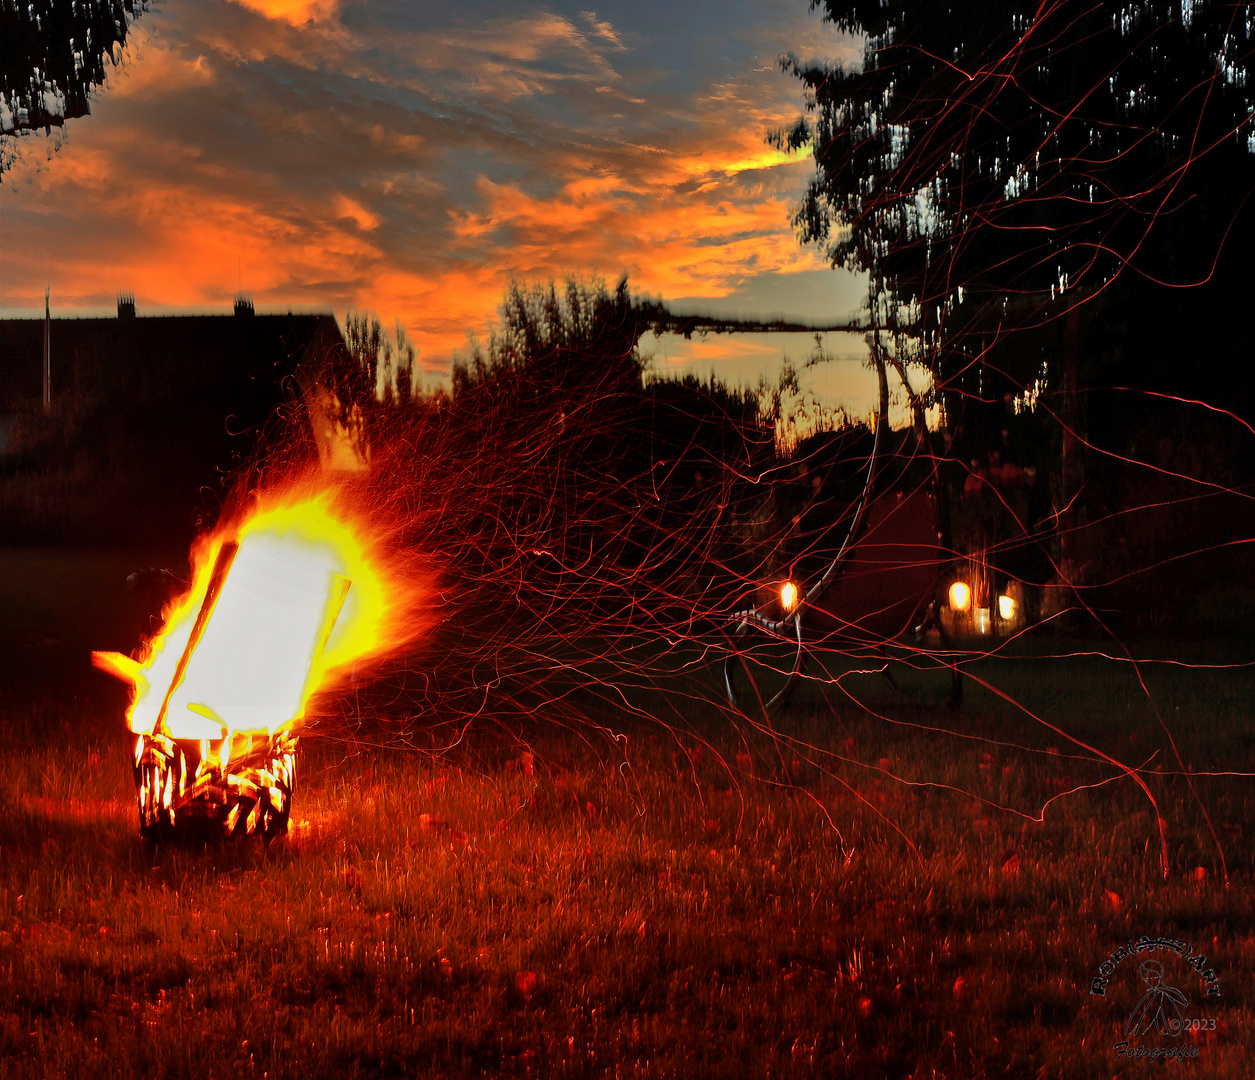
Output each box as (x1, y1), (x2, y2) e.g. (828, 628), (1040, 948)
(152, 541), (239, 738)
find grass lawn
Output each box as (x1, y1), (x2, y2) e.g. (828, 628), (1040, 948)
(1, 550), (1253, 1077)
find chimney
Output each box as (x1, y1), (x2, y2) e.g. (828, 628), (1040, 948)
(117, 291), (136, 318)
(43, 286), (50, 413)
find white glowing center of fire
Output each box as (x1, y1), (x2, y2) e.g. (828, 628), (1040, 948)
(130, 535), (344, 739)
(949, 581), (971, 612)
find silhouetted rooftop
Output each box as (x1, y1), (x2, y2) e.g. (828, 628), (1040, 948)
(0, 310), (344, 410)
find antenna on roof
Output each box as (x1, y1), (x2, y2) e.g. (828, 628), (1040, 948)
(43, 285), (51, 413)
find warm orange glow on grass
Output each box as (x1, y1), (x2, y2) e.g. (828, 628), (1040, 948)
(94, 483), (418, 742)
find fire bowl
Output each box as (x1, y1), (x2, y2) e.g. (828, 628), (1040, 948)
(99, 511), (362, 844)
(134, 729), (297, 844)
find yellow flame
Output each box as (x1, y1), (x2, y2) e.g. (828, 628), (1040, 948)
(949, 581), (971, 612)
(780, 581), (798, 612)
(91, 651), (148, 694)
(97, 490), (404, 741)
(998, 594), (1016, 621)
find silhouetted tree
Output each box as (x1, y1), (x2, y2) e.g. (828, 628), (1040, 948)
(1, 0), (147, 170)
(781, 1), (1255, 360)
(780, 3), (1255, 623)
(378, 277), (772, 640)
(318, 311), (418, 457)
(453, 277), (650, 400)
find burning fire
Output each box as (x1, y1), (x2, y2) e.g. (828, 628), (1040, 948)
(948, 580), (971, 612)
(96, 494), (389, 739)
(94, 483), (423, 839)
(780, 580), (798, 613)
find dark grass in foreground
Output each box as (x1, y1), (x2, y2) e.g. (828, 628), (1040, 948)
(1, 649), (1254, 1078)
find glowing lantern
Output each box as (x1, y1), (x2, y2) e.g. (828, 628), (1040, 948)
(998, 594), (1016, 621)
(948, 581), (971, 612)
(781, 580), (799, 612)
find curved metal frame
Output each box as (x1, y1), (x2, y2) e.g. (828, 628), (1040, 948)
(723, 325), (965, 711)
(724, 331), (890, 710)
(722, 606), (806, 712)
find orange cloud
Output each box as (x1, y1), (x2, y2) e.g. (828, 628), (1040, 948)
(333, 193), (382, 232)
(230, 0), (336, 26)
(1, 1), (860, 384)
(110, 33), (216, 98)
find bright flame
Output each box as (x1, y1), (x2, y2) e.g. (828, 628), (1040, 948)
(998, 594), (1016, 621)
(780, 581), (798, 612)
(94, 488), (411, 741)
(949, 581), (971, 612)
(92, 651), (148, 697)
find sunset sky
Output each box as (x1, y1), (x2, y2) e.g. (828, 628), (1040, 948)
(1, 0), (879, 407)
